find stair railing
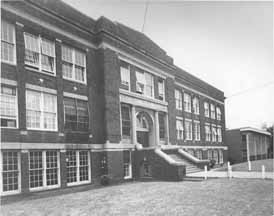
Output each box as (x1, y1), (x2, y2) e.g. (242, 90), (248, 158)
(154, 149), (183, 166)
(178, 149), (210, 168)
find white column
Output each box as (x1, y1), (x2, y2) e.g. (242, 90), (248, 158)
(154, 111), (160, 146)
(131, 106), (137, 144)
(246, 133), (250, 161)
(165, 113), (170, 145)
(254, 135), (257, 160)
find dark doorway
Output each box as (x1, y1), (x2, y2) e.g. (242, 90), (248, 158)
(137, 131), (149, 148)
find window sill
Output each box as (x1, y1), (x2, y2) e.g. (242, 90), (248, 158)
(0, 126), (18, 129)
(29, 184), (60, 192)
(26, 128), (58, 132)
(124, 176), (132, 180)
(63, 77), (87, 85)
(25, 65), (56, 77)
(67, 180), (91, 187)
(0, 189), (21, 196)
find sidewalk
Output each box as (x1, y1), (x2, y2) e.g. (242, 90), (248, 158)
(187, 170), (274, 179)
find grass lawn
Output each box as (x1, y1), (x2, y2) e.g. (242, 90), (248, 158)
(215, 159), (273, 172)
(1, 179), (273, 216)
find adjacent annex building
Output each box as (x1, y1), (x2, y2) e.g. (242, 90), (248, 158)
(226, 127), (272, 164)
(1, 0), (227, 196)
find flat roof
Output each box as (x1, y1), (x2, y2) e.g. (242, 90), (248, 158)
(239, 127), (271, 136)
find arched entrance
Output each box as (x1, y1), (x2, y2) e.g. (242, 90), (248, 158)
(136, 111), (153, 148)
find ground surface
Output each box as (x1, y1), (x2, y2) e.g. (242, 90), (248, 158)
(1, 179), (273, 216)
(215, 159), (273, 172)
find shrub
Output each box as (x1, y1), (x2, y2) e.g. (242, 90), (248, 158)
(209, 159), (216, 168)
(100, 175), (110, 186)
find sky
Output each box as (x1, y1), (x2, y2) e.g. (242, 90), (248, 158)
(63, 0), (273, 129)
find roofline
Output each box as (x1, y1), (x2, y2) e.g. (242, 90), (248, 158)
(238, 127), (271, 136)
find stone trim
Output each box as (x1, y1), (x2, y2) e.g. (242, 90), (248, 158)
(63, 92), (88, 101)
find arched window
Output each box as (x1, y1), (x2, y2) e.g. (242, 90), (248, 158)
(136, 113), (149, 131)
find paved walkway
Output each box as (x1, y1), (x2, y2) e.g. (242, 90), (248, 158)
(187, 170), (274, 179)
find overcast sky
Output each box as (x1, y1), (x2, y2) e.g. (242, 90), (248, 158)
(63, 0), (273, 129)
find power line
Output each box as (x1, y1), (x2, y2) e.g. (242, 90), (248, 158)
(141, 0), (149, 33)
(226, 80), (274, 99)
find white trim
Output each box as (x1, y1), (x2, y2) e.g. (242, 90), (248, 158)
(118, 55), (169, 79)
(240, 127), (271, 136)
(180, 145), (228, 150)
(25, 83), (57, 94)
(0, 78), (17, 86)
(63, 92), (88, 101)
(175, 81), (224, 105)
(176, 116), (183, 120)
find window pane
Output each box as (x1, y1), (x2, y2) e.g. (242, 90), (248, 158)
(159, 113), (165, 139)
(62, 62), (73, 79)
(121, 105), (131, 137)
(79, 151), (89, 182)
(1, 21), (15, 43)
(24, 33), (39, 66)
(75, 66), (85, 82)
(29, 151), (43, 188)
(75, 50), (85, 67)
(66, 151), (77, 183)
(64, 98), (77, 130)
(77, 100), (89, 131)
(46, 151), (58, 186)
(61, 45), (73, 63)
(2, 151), (19, 192)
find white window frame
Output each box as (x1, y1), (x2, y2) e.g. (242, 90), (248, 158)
(184, 93), (191, 113)
(204, 102), (209, 117)
(24, 32), (56, 75)
(193, 97), (199, 115)
(1, 20), (16, 65)
(66, 150), (91, 187)
(123, 150), (132, 179)
(0, 151), (21, 196)
(210, 104), (216, 119)
(205, 124), (211, 141)
(216, 107), (221, 120)
(0, 85), (18, 129)
(185, 119), (192, 140)
(175, 89), (182, 110)
(29, 150), (60, 191)
(194, 121), (201, 141)
(120, 64), (131, 90)
(62, 45), (87, 84)
(26, 89), (58, 131)
(176, 118), (184, 140)
(158, 79), (165, 101)
(217, 126), (222, 142)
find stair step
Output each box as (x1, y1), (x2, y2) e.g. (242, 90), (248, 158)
(183, 176), (204, 182)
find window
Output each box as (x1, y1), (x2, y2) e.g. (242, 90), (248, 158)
(185, 119), (192, 140)
(24, 33), (55, 74)
(212, 125), (217, 142)
(120, 63), (130, 90)
(195, 150), (203, 160)
(158, 79), (165, 101)
(64, 97), (89, 131)
(121, 104), (131, 138)
(1, 151), (20, 194)
(136, 71), (154, 97)
(204, 102), (209, 117)
(176, 119), (184, 140)
(1, 20), (16, 64)
(205, 124), (211, 141)
(210, 104), (215, 119)
(66, 150), (90, 185)
(207, 150), (213, 160)
(217, 126), (222, 142)
(194, 121), (200, 141)
(193, 97), (199, 114)
(0, 85), (17, 128)
(62, 45), (86, 83)
(29, 151), (60, 189)
(216, 107), (221, 120)
(159, 112), (165, 140)
(136, 71), (145, 94)
(175, 90), (182, 110)
(123, 151), (132, 179)
(219, 150), (223, 164)
(184, 93), (191, 112)
(26, 90), (57, 131)
(213, 150), (218, 164)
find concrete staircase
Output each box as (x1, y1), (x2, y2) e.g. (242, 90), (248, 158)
(167, 153), (203, 174)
